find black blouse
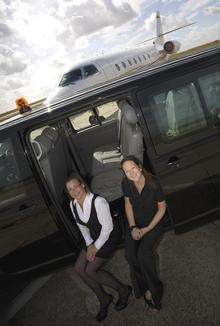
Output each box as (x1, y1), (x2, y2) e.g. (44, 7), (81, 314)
(122, 176), (165, 228)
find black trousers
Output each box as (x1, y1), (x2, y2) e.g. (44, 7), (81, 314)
(125, 225), (163, 305)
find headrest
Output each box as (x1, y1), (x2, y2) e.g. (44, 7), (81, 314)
(34, 134), (53, 160)
(117, 100), (138, 125)
(41, 127), (58, 143)
(124, 104), (138, 125)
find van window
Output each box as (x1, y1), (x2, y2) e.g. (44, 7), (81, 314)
(59, 69), (82, 86)
(198, 70), (220, 125)
(70, 109), (95, 130)
(84, 65), (98, 77)
(0, 139), (22, 195)
(96, 101), (119, 122)
(0, 137), (31, 203)
(147, 82), (207, 142)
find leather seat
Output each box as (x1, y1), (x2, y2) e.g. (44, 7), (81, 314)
(91, 100), (144, 202)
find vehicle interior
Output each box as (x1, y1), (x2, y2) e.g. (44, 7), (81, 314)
(30, 97), (147, 236)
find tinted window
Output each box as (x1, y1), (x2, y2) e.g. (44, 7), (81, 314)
(84, 65), (98, 77)
(147, 82), (206, 143)
(199, 70), (220, 125)
(69, 109), (95, 130)
(0, 137), (32, 203)
(59, 69), (82, 86)
(97, 101), (119, 122)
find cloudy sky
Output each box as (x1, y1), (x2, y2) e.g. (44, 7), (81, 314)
(0, 0), (220, 113)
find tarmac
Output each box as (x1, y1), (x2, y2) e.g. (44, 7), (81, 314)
(7, 220), (220, 326)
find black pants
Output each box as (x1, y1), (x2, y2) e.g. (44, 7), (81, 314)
(125, 225), (163, 306)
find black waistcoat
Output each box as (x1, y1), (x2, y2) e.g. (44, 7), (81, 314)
(71, 194), (102, 241)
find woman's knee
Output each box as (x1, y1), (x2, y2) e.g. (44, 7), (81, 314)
(74, 262), (86, 277)
(85, 265), (97, 279)
(137, 247), (153, 263)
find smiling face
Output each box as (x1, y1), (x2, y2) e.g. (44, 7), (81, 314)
(66, 178), (86, 202)
(122, 160), (143, 183)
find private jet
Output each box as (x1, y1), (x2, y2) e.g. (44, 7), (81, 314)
(44, 11), (194, 106)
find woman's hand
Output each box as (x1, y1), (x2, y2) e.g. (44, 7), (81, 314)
(86, 244), (98, 262)
(131, 227), (142, 240)
(139, 226), (150, 238)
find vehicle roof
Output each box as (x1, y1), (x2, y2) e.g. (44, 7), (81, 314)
(1, 46), (220, 133)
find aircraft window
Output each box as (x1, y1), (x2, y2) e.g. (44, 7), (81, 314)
(97, 101), (119, 123)
(128, 59), (132, 66)
(69, 109), (96, 130)
(138, 56), (142, 63)
(121, 62), (126, 69)
(58, 69), (83, 86)
(198, 70), (220, 126)
(142, 54), (146, 61)
(115, 64), (120, 71)
(147, 53), (150, 59)
(147, 82), (207, 143)
(133, 58), (137, 64)
(84, 65), (98, 77)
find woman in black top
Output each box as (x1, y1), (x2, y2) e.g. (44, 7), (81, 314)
(66, 173), (132, 322)
(121, 156), (166, 311)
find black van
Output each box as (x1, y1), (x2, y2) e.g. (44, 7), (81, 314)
(0, 47), (220, 283)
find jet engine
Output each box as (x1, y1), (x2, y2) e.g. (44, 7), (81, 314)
(163, 40), (181, 54)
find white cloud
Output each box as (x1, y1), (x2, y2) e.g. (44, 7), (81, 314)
(179, 0), (213, 17)
(0, 44), (28, 75)
(203, 5), (220, 15)
(2, 78), (27, 91)
(0, 23), (12, 38)
(56, 0), (137, 42)
(144, 12), (188, 35)
(181, 21), (220, 51)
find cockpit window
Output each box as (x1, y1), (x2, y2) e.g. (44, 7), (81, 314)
(59, 69), (83, 86)
(84, 65), (98, 77)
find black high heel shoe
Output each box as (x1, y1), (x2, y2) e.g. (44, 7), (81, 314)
(114, 285), (133, 311)
(144, 295), (161, 311)
(96, 294), (113, 322)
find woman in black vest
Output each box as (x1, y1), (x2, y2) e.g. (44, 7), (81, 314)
(66, 173), (132, 322)
(121, 156), (166, 312)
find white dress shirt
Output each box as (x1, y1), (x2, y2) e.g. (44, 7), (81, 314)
(70, 193), (113, 250)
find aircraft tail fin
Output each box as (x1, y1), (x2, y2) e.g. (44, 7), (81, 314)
(156, 11), (164, 45)
(136, 11), (195, 46)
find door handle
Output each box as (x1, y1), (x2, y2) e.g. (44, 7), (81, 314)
(167, 156), (180, 167)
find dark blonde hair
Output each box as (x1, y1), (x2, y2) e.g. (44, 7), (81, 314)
(65, 172), (90, 194)
(121, 155), (153, 185)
